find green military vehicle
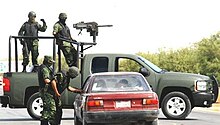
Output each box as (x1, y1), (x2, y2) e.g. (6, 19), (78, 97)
(0, 22), (219, 120)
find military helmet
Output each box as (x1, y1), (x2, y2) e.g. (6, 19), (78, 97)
(43, 55), (55, 64)
(28, 11), (36, 18)
(59, 13), (67, 20)
(68, 66), (79, 78)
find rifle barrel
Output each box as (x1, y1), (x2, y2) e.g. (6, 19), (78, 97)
(97, 25), (113, 27)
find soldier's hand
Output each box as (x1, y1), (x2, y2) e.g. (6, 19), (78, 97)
(75, 89), (84, 94)
(40, 19), (46, 24)
(55, 92), (61, 97)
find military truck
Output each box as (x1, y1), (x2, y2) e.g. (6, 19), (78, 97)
(0, 22), (219, 120)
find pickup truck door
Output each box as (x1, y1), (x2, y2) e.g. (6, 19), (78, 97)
(113, 56), (158, 92)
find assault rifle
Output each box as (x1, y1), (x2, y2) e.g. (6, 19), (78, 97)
(73, 21), (112, 43)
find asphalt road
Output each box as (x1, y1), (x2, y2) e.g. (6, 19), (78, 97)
(0, 107), (220, 125)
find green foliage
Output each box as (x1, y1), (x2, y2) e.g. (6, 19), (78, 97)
(122, 32), (220, 86)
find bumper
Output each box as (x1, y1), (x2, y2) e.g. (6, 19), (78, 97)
(0, 95), (9, 107)
(192, 92), (214, 107)
(84, 110), (159, 124)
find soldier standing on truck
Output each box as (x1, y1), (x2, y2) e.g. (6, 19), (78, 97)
(18, 11), (47, 72)
(54, 66), (83, 125)
(53, 13), (78, 67)
(38, 55), (60, 125)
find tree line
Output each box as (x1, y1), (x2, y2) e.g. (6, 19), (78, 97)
(134, 32), (220, 86)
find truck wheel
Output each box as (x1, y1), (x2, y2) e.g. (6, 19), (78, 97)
(161, 92), (191, 119)
(27, 92), (42, 120)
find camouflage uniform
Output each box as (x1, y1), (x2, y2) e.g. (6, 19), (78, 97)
(18, 11), (47, 72)
(54, 66), (80, 124)
(53, 13), (77, 67)
(38, 56), (57, 125)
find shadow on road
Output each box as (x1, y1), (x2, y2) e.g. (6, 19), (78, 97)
(159, 117), (198, 121)
(0, 117), (74, 121)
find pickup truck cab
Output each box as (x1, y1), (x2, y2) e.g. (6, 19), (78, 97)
(0, 35), (219, 120)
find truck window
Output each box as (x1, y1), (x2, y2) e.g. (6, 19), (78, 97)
(92, 57), (109, 73)
(116, 58), (141, 72)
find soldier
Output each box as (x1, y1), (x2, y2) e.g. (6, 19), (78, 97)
(53, 13), (78, 67)
(54, 66), (83, 124)
(18, 11), (47, 72)
(38, 55), (60, 125)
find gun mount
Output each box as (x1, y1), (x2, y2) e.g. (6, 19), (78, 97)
(73, 21), (112, 43)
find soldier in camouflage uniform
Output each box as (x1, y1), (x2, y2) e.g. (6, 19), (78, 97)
(38, 55), (60, 125)
(53, 13), (78, 67)
(54, 66), (83, 124)
(18, 11), (47, 72)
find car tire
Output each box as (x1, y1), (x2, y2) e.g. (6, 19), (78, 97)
(74, 110), (82, 125)
(27, 92), (42, 120)
(161, 91), (191, 119)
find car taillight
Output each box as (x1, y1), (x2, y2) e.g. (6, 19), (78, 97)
(143, 99), (158, 105)
(87, 100), (103, 107)
(3, 77), (10, 92)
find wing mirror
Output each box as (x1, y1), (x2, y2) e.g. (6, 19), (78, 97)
(139, 67), (150, 77)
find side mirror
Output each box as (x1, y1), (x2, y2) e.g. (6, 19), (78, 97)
(139, 67), (150, 77)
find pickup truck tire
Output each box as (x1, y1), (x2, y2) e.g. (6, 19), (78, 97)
(27, 92), (42, 120)
(161, 91), (191, 119)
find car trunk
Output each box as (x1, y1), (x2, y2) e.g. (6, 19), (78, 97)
(86, 92), (158, 111)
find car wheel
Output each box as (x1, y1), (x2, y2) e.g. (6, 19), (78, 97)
(27, 92), (42, 120)
(74, 110), (82, 125)
(161, 91), (191, 119)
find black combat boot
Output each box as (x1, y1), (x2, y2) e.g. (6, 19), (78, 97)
(32, 65), (39, 72)
(22, 65), (26, 72)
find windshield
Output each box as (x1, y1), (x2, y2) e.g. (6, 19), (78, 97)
(91, 74), (150, 92)
(138, 56), (162, 73)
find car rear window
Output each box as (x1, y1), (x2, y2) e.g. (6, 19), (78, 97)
(91, 74), (150, 92)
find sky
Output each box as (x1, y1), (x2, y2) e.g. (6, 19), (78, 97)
(1, 0), (220, 60)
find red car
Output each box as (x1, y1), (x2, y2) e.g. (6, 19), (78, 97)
(74, 72), (159, 125)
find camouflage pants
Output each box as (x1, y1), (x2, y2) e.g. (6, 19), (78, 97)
(40, 92), (62, 125)
(22, 39), (39, 66)
(59, 45), (77, 67)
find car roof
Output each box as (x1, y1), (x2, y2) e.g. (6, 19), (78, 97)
(91, 72), (142, 77)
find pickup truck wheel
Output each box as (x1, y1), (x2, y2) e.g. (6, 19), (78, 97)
(161, 92), (191, 119)
(27, 92), (42, 120)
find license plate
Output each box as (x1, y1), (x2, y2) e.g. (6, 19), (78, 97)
(116, 101), (131, 108)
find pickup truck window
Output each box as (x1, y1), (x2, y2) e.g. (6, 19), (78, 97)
(138, 56), (162, 73)
(92, 57), (109, 73)
(116, 58), (141, 72)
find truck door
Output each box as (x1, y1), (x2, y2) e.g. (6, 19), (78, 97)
(114, 57), (157, 91)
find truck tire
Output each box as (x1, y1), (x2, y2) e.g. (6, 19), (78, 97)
(27, 92), (42, 119)
(161, 91), (191, 119)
